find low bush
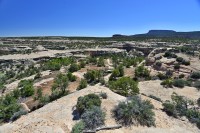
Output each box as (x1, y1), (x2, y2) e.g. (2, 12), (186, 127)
(182, 60), (190, 66)
(99, 92), (107, 99)
(155, 62), (162, 67)
(19, 80), (35, 97)
(10, 110), (28, 122)
(163, 93), (200, 129)
(67, 72), (76, 82)
(81, 106), (105, 130)
(77, 79), (87, 90)
(149, 95), (162, 102)
(69, 63), (80, 73)
(173, 79), (185, 88)
(76, 94), (101, 115)
(174, 64), (180, 70)
(109, 77), (139, 96)
(157, 73), (168, 80)
(191, 72), (200, 79)
(176, 57), (184, 62)
(71, 121), (85, 133)
(135, 66), (150, 78)
(113, 96), (155, 127)
(193, 81), (200, 90)
(161, 78), (173, 88)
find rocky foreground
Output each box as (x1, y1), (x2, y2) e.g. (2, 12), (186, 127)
(0, 85), (199, 133)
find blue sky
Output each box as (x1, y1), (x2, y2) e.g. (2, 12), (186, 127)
(0, 0), (200, 37)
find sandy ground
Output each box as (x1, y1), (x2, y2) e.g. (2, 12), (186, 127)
(0, 85), (199, 133)
(139, 80), (200, 101)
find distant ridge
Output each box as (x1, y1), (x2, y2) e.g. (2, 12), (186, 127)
(113, 30), (200, 39)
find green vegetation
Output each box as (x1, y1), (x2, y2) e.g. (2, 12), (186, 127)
(161, 78), (173, 88)
(97, 57), (105, 67)
(84, 70), (103, 84)
(77, 79), (87, 90)
(162, 93), (200, 129)
(173, 79), (185, 88)
(18, 80), (35, 98)
(113, 96), (155, 127)
(52, 74), (69, 95)
(71, 121), (85, 133)
(191, 72), (200, 79)
(164, 51), (177, 58)
(69, 63), (80, 73)
(80, 60), (86, 68)
(67, 72), (76, 82)
(155, 62), (162, 67)
(135, 66), (150, 79)
(176, 57), (184, 62)
(109, 77), (139, 96)
(174, 63), (180, 70)
(43, 57), (74, 71)
(99, 92), (107, 99)
(81, 106), (105, 130)
(0, 93), (21, 123)
(76, 94), (101, 115)
(149, 95), (162, 102)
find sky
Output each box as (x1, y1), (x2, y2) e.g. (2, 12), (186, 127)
(0, 0), (200, 37)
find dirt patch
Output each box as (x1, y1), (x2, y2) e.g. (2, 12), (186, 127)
(139, 80), (200, 101)
(124, 67), (135, 78)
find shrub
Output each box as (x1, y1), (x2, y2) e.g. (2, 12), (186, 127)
(10, 110), (28, 122)
(176, 57), (184, 62)
(39, 95), (50, 106)
(135, 66), (150, 79)
(36, 88), (43, 100)
(19, 80), (35, 97)
(69, 63), (80, 73)
(97, 57), (105, 67)
(81, 106), (105, 130)
(71, 121), (85, 133)
(182, 60), (190, 66)
(173, 79), (185, 88)
(113, 96), (155, 127)
(174, 64), (180, 70)
(157, 73), (167, 80)
(99, 92), (107, 99)
(162, 101), (177, 116)
(12, 89), (21, 99)
(76, 94), (101, 115)
(67, 72), (76, 82)
(155, 62), (162, 67)
(84, 70), (103, 84)
(197, 98), (200, 107)
(109, 69), (120, 81)
(52, 73), (69, 94)
(193, 81), (200, 90)
(149, 95), (162, 102)
(0, 94), (21, 122)
(80, 60), (86, 68)
(166, 70), (173, 78)
(109, 77), (139, 96)
(179, 74), (185, 79)
(77, 79), (87, 90)
(161, 78), (173, 88)
(191, 72), (200, 79)
(163, 93), (200, 129)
